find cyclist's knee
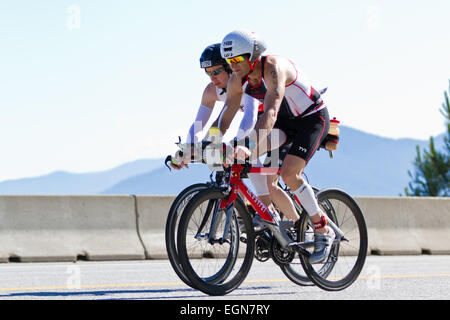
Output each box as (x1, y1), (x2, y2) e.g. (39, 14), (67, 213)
(280, 167), (304, 189)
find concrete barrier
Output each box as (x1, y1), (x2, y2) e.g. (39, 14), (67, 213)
(136, 195), (450, 257)
(0, 195), (448, 263)
(0, 195), (146, 262)
(135, 195), (176, 259)
(355, 197), (450, 255)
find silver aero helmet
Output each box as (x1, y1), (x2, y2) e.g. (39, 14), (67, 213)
(220, 29), (267, 62)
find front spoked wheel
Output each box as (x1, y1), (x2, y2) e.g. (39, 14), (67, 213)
(165, 183), (209, 289)
(298, 188), (368, 291)
(177, 188), (255, 296)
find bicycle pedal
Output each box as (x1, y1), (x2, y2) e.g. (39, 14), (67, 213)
(287, 242), (311, 257)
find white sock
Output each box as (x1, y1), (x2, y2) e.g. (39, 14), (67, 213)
(292, 182), (320, 217)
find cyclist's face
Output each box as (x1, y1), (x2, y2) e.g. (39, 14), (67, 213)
(228, 58), (251, 77)
(205, 65), (228, 89)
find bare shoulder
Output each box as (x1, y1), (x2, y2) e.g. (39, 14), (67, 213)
(265, 55), (292, 68)
(264, 55), (296, 85)
(203, 82), (218, 98)
(201, 82), (219, 107)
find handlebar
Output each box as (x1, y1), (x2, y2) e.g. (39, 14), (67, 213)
(165, 129), (337, 171)
(165, 141), (236, 171)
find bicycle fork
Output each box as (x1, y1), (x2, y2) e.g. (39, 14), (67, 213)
(195, 198), (234, 245)
(192, 198), (226, 244)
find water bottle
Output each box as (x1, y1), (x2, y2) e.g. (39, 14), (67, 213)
(205, 127), (223, 170)
(328, 117), (340, 136)
(326, 117), (340, 151)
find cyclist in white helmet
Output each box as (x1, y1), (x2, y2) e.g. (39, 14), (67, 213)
(218, 29), (334, 263)
(170, 43), (254, 169)
(170, 43), (299, 220)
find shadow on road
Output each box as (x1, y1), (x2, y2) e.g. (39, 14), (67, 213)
(0, 285), (289, 300)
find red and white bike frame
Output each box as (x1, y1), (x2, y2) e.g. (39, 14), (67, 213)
(219, 164), (281, 224)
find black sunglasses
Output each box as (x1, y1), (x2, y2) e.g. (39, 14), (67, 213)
(205, 67), (225, 77)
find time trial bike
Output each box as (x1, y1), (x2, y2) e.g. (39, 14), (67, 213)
(171, 143), (368, 296)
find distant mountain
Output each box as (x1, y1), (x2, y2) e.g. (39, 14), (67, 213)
(305, 127), (445, 196)
(101, 164), (213, 195)
(0, 127), (445, 196)
(102, 127), (446, 197)
(0, 159), (163, 194)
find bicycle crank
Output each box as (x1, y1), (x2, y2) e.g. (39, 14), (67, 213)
(270, 233), (295, 266)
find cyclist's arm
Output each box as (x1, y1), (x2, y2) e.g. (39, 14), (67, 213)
(210, 106), (224, 128)
(252, 57), (287, 156)
(234, 94), (259, 140)
(217, 73), (243, 135)
(185, 83), (216, 144)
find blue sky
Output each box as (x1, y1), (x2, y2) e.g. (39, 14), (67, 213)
(0, 0), (449, 181)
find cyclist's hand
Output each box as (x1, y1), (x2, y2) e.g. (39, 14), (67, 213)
(170, 161), (188, 170)
(170, 150), (189, 170)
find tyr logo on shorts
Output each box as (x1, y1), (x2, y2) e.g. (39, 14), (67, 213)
(298, 146), (308, 153)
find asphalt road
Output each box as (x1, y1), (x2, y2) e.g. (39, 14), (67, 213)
(0, 255), (448, 300)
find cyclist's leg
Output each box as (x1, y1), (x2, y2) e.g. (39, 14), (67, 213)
(246, 147), (280, 214)
(279, 109), (330, 228)
(248, 162), (273, 209)
(266, 174), (299, 221)
(282, 158), (334, 264)
(281, 155), (325, 229)
(262, 131), (299, 222)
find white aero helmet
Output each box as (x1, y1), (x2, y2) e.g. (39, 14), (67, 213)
(220, 29), (267, 62)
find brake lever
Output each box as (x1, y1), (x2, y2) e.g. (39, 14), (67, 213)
(165, 136), (185, 171)
(164, 155), (173, 171)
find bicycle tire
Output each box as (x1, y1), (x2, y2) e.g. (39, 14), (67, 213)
(298, 188), (368, 291)
(165, 183), (209, 289)
(177, 187), (255, 296)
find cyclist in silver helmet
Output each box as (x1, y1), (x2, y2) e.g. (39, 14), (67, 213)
(171, 43), (299, 223)
(218, 29), (334, 263)
(170, 43), (272, 209)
